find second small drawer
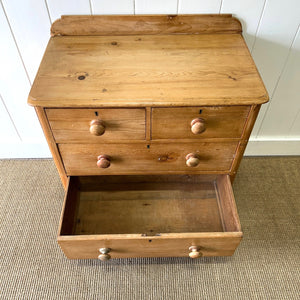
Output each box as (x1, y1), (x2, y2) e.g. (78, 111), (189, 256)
(152, 106), (250, 140)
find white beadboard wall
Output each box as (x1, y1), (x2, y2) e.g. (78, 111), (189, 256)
(0, 0), (299, 158)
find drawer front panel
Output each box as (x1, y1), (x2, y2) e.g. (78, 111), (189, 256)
(58, 235), (242, 259)
(59, 142), (238, 175)
(46, 108), (146, 143)
(152, 106), (250, 139)
(58, 175), (242, 259)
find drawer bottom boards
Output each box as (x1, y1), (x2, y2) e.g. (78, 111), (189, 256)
(58, 175), (242, 259)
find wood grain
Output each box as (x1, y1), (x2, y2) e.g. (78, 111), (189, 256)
(29, 14), (264, 260)
(152, 106), (250, 139)
(34, 107), (67, 189)
(51, 14), (242, 36)
(46, 108), (146, 143)
(146, 107), (151, 141)
(28, 34), (268, 107)
(230, 104), (261, 181)
(77, 174), (219, 190)
(216, 175), (241, 232)
(74, 193), (223, 235)
(58, 234), (242, 259)
(58, 175), (242, 258)
(59, 177), (79, 235)
(59, 142), (239, 175)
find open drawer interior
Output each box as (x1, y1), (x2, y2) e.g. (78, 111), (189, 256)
(58, 175), (242, 259)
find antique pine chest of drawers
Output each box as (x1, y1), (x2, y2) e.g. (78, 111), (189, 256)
(28, 15), (268, 260)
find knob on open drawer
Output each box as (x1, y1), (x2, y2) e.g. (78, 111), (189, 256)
(98, 248), (111, 261)
(97, 155), (111, 168)
(90, 119), (105, 136)
(189, 246), (202, 258)
(191, 118), (206, 134)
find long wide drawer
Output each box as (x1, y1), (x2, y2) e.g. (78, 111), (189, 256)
(46, 108), (146, 142)
(59, 142), (238, 175)
(152, 106), (250, 140)
(58, 175), (242, 259)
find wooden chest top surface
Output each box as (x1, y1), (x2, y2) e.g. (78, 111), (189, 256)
(28, 20), (268, 107)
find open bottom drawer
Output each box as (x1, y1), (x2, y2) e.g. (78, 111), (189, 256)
(58, 175), (242, 259)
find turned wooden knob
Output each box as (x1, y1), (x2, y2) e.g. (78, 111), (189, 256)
(98, 248), (111, 261)
(191, 118), (206, 134)
(90, 119), (105, 136)
(97, 155), (111, 168)
(186, 153), (200, 167)
(189, 246), (202, 259)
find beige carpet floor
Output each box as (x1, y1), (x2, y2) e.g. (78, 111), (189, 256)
(0, 157), (299, 299)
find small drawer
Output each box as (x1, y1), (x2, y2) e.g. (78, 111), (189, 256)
(152, 106), (250, 140)
(46, 108), (145, 143)
(59, 142), (238, 175)
(58, 175), (242, 259)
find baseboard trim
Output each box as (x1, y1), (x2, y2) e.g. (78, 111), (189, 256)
(245, 140), (300, 156)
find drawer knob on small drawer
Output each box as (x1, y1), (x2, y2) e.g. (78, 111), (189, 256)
(186, 153), (200, 167)
(191, 118), (206, 134)
(90, 119), (106, 136)
(189, 246), (202, 259)
(97, 155), (111, 168)
(98, 248), (111, 261)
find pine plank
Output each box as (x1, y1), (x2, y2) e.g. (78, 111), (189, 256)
(59, 142), (238, 175)
(29, 34), (268, 107)
(50, 14), (242, 36)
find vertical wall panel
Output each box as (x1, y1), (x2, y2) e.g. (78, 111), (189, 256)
(0, 3), (45, 141)
(289, 111), (300, 138)
(251, 0), (300, 95)
(92, 0), (134, 14)
(2, 0), (51, 83)
(0, 94), (19, 141)
(135, 0), (177, 14)
(259, 28), (300, 137)
(221, 0), (265, 50)
(249, 0), (300, 137)
(47, 0), (91, 23)
(0, 0), (299, 157)
(178, 0), (221, 14)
